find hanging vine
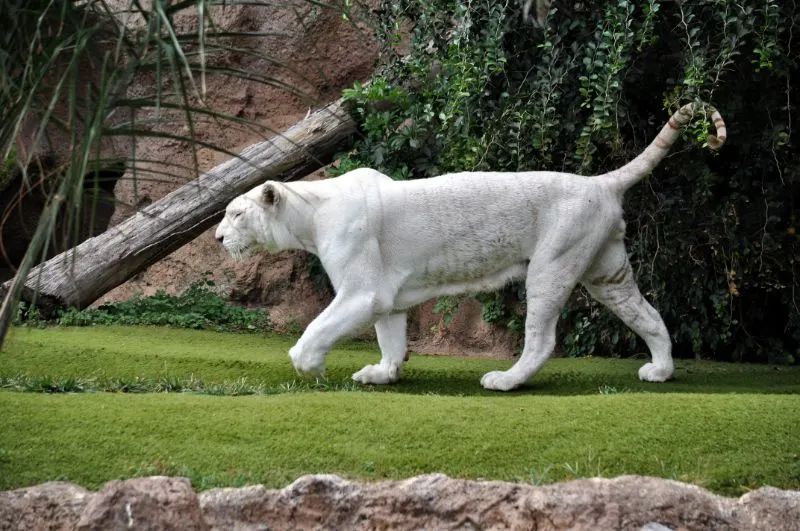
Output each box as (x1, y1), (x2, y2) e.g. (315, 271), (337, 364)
(339, 0), (799, 363)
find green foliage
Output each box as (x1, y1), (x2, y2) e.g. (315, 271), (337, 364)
(0, 149), (16, 191)
(574, 0), (636, 171)
(0, 373), (360, 396)
(11, 301), (44, 328)
(55, 275), (270, 332)
(432, 296), (461, 325)
(1, 326), (799, 493)
(475, 290), (525, 335)
(341, 0), (510, 178)
(339, 0), (799, 363)
(306, 254), (334, 295)
(479, 295), (506, 325)
(752, 0), (783, 72)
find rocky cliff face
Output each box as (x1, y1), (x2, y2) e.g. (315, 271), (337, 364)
(101, 1), (378, 309)
(2, 474), (798, 530)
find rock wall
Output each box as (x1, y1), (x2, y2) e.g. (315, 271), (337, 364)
(2, 474), (798, 530)
(101, 1), (379, 307)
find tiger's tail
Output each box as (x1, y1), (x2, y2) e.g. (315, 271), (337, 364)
(600, 103), (726, 194)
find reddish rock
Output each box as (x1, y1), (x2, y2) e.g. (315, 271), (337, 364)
(197, 474), (800, 531)
(0, 481), (89, 531)
(75, 477), (206, 531)
(2, 474), (798, 530)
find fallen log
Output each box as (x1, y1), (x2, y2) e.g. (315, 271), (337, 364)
(3, 97), (356, 316)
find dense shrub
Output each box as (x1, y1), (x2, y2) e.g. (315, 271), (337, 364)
(54, 276), (271, 332)
(339, 0), (798, 363)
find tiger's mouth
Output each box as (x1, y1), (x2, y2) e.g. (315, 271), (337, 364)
(224, 243), (253, 262)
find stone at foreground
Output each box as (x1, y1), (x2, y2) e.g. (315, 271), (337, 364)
(75, 476), (207, 530)
(0, 482), (90, 530)
(1, 475), (798, 531)
(0, 477), (206, 531)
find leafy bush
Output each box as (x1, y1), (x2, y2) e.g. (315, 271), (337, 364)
(56, 275), (270, 333)
(12, 301), (44, 328)
(340, 0), (798, 363)
(0, 149), (16, 192)
(432, 296), (461, 325)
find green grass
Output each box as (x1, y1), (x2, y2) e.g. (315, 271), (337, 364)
(1, 326), (798, 495)
(3, 326), (799, 396)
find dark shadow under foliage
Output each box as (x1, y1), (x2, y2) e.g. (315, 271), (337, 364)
(339, 0), (799, 363)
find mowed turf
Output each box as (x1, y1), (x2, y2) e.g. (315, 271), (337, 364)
(3, 326), (799, 396)
(1, 326), (799, 494)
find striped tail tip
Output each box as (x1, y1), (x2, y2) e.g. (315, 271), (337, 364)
(707, 109), (727, 150)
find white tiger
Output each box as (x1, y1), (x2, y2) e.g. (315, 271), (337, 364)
(215, 103), (726, 391)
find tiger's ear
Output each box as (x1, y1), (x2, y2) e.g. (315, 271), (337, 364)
(261, 183), (281, 207)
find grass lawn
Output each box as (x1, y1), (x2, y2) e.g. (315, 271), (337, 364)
(1, 326), (798, 495)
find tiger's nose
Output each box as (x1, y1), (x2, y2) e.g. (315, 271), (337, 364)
(215, 232), (224, 243)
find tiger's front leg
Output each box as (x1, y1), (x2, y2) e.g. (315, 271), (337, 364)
(352, 312), (408, 385)
(288, 290), (388, 376)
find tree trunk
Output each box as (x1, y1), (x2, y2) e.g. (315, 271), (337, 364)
(3, 98), (356, 316)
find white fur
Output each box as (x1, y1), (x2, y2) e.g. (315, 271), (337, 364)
(216, 168), (674, 390)
(215, 104), (726, 390)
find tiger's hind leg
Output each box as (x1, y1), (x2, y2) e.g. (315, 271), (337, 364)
(582, 240), (674, 382)
(480, 243), (598, 391)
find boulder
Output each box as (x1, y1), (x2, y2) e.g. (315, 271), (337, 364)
(0, 481), (90, 531)
(198, 474), (800, 531)
(1, 474), (798, 530)
(75, 476), (206, 531)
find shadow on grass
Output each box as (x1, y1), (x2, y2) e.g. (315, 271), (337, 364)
(345, 357), (800, 397)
